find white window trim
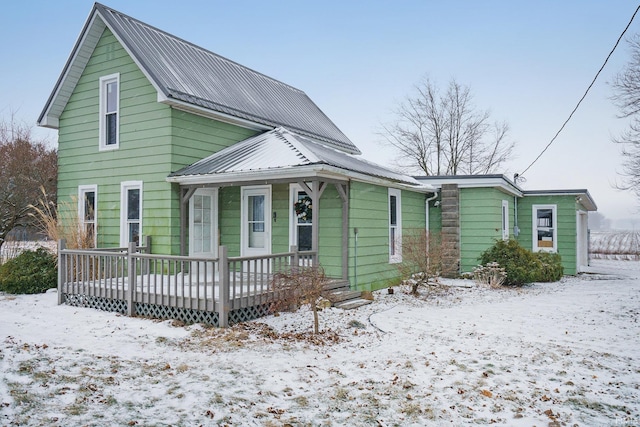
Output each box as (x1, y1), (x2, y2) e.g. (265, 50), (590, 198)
(188, 188), (218, 258)
(389, 188), (402, 263)
(289, 184), (313, 250)
(533, 204), (557, 253)
(99, 73), (120, 151)
(501, 200), (509, 241)
(120, 181), (143, 247)
(78, 184), (98, 247)
(240, 185), (272, 257)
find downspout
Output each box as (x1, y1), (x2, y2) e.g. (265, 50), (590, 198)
(513, 195), (520, 238)
(425, 190), (439, 232)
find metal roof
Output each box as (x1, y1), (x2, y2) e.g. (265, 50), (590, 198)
(39, 3), (360, 155)
(168, 127), (428, 188)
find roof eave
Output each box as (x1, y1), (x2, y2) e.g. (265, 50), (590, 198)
(523, 189), (598, 211)
(167, 164), (434, 192)
(415, 175), (523, 197)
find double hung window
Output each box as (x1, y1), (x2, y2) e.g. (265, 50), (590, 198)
(389, 188), (402, 263)
(99, 73), (119, 150)
(120, 181), (142, 246)
(533, 205), (557, 252)
(78, 185), (97, 246)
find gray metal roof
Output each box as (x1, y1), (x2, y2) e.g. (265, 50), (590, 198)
(39, 3), (360, 155)
(168, 127), (426, 187)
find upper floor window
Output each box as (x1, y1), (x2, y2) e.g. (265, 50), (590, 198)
(389, 188), (402, 263)
(99, 73), (120, 150)
(533, 204), (557, 252)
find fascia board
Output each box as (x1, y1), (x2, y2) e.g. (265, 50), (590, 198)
(38, 11), (104, 128)
(418, 177), (522, 197)
(167, 164), (434, 193)
(523, 190), (597, 211)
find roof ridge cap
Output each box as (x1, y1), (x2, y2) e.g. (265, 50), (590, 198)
(95, 3), (305, 95)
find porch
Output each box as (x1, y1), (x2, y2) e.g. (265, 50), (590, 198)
(57, 239), (318, 327)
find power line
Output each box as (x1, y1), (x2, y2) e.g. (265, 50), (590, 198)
(519, 4), (640, 178)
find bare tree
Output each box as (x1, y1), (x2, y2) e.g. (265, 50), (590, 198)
(270, 266), (328, 334)
(379, 77), (515, 176)
(611, 34), (640, 201)
(0, 117), (57, 252)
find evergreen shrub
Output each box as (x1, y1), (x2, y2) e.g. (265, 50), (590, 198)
(0, 248), (57, 294)
(478, 239), (563, 286)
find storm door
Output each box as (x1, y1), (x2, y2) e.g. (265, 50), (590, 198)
(241, 186), (272, 257)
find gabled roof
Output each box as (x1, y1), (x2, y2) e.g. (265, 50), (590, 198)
(38, 3), (360, 154)
(168, 127), (432, 190)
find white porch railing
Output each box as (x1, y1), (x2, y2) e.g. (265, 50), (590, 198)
(57, 239), (317, 327)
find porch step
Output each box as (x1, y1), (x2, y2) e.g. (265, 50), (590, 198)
(322, 278), (372, 310)
(332, 298), (373, 310)
(325, 289), (363, 304)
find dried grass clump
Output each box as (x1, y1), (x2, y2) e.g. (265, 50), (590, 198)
(30, 187), (95, 250)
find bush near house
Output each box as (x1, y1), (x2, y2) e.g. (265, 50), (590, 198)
(0, 248), (57, 294)
(478, 239), (563, 286)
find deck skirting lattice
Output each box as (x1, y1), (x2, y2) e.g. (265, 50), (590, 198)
(63, 294), (128, 314)
(135, 302), (220, 325)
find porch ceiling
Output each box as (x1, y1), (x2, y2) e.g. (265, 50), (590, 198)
(167, 127), (434, 191)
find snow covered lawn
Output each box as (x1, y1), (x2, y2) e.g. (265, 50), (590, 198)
(1, 260), (639, 426)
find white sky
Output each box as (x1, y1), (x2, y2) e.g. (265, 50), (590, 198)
(2, 0), (640, 224)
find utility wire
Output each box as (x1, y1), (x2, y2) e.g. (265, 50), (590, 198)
(519, 4), (640, 178)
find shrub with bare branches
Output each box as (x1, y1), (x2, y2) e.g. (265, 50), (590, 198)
(270, 266), (328, 334)
(397, 229), (443, 295)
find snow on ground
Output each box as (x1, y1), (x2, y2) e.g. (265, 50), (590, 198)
(1, 259), (639, 426)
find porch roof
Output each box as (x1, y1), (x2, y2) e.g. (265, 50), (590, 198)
(167, 127), (433, 190)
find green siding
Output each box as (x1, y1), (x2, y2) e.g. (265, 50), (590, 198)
(317, 185), (344, 279)
(516, 195), (579, 275)
(348, 182), (426, 291)
(459, 188), (515, 273)
(219, 187), (241, 257)
(57, 28), (175, 252)
(57, 27), (257, 255)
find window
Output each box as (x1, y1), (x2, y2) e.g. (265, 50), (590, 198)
(78, 185), (97, 246)
(533, 204), (557, 252)
(389, 188), (402, 263)
(290, 185), (313, 251)
(99, 73), (120, 150)
(120, 181), (142, 246)
(501, 200), (509, 241)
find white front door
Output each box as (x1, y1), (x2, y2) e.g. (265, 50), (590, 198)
(241, 186), (271, 257)
(189, 188), (218, 259)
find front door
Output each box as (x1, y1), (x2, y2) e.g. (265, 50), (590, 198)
(189, 188), (218, 259)
(241, 186), (272, 257)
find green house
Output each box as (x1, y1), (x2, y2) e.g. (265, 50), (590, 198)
(38, 3), (436, 292)
(417, 175), (597, 276)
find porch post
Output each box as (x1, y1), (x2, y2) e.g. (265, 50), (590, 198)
(126, 241), (137, 317)
(218, 245), (230, 328)
(299, 180), (327, 257)
(57, 239), (66, 305)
